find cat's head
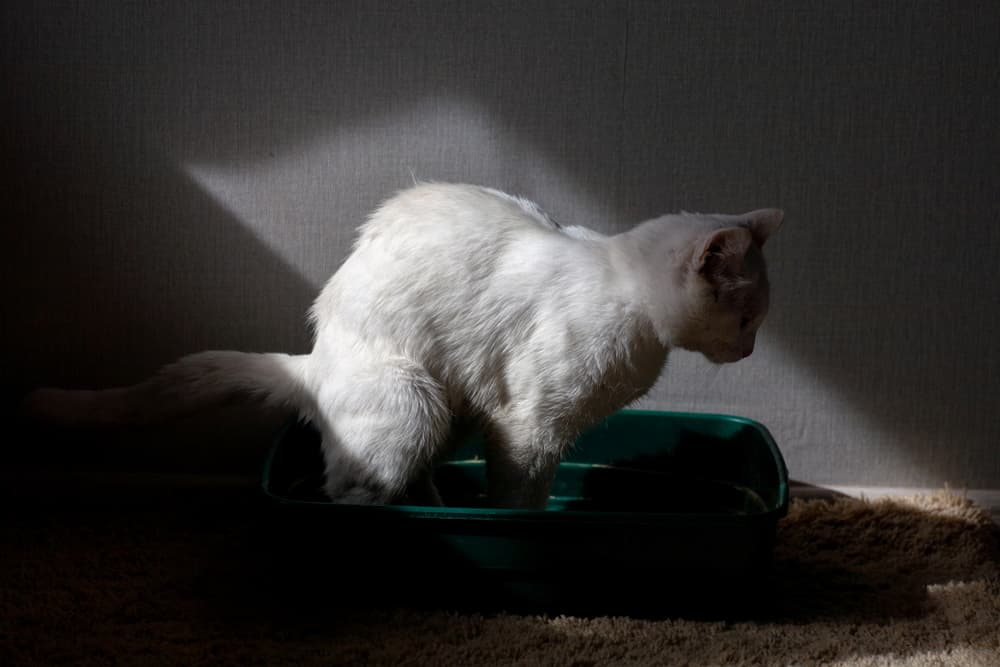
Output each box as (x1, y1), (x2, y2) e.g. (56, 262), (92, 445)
(670, 209), (783, 363)
(624, 208), (783, 363)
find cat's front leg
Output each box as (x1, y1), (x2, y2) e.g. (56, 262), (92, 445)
(402, 468), (444, 507)
(484, 424), (566, 510)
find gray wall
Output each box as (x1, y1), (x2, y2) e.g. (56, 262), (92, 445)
(3, 1), (998, 488)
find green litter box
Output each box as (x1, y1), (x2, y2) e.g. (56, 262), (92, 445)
(261, 409), (788, 614)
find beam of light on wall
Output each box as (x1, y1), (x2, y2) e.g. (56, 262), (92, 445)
(181, 95), (611, 293)
(639, 334), (927, 486)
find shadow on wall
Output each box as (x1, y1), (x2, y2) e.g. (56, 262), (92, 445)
(0, 105), (316, 390)
(2, 2), (998, 485)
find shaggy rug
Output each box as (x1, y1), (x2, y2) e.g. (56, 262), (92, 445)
(1, 487), (997, 666)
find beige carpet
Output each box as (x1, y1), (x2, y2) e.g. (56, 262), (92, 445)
(2, 490), (998, 666)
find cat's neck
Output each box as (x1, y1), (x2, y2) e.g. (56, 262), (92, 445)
(607, 218), (696, 349)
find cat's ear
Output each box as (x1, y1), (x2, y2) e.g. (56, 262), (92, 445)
(740, 208), (784, 247)
(696, 227), (753, 276)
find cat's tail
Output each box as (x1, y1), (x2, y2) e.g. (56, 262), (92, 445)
(21, 351), (312, 428)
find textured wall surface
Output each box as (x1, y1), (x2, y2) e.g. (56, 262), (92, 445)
(3, 1), (998, 488)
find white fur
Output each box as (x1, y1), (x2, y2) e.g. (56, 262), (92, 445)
(25, 183), (782, 509)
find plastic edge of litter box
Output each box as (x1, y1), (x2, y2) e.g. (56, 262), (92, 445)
(259, 409), (789, 523)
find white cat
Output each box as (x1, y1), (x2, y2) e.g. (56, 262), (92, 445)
(25, 183), (782, 509)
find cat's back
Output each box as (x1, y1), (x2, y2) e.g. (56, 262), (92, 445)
(357, 182), (557, 247)
(312, 183), (611, 355)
